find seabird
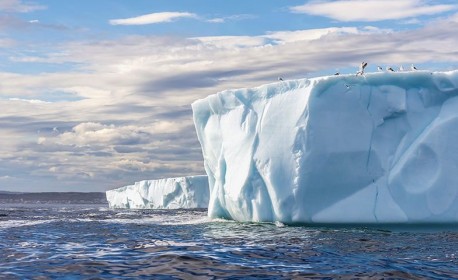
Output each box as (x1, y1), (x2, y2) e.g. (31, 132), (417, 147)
(278, 77), (284, 81)
(356, 62), (368, 76)
(377, 66), (383, 72)
(334, 72), (340, 75)
(411, 64), (418, 71)
(387, 67), (395, 72)
(399, 65), (405, 71)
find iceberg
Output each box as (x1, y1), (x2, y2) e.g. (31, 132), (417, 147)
(192, 70), (458, 224)
(106, 175), (209, 209)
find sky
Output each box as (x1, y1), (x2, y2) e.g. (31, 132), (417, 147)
(1, 0), (458, 192)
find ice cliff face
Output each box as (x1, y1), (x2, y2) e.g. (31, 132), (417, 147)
(192, 71), (458, 224)
(106, 176), (209, 209)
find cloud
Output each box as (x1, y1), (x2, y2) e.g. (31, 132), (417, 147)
(3, 16), (458, 191)
(192, 35), (267, 48)
(449, 12), (458, 22)
(5, 118), (205, 191)
(0, 38), (15, 47)
(8, 98), (50, 104)
(207, 18), (225, 23)
(109, 12), (197, 25)
(40, 121), (188, 147)
(0, 14), (68, 32)
(290, 0), (457, 22)
(206, 14), (256, 23)
(191, 26), (389, 49)
(264, 27), (361, 43)
(0, 0), (45, 13)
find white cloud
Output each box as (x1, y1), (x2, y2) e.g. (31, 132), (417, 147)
(400, 18), (422, 25)
(39, 121), (189, 148)
(290, 0), (457, 22)
(8, 97), (49, 104)
(206, 14), (256, 23)
(265, 27), (361, 43)
(192, 35), (268, 48)
(193, 27), (368, 48)
(114, 159), (167, 172)
(109, 12), (197, 25)
(207, 18), (225, 23)
(0, 0), (45, 13)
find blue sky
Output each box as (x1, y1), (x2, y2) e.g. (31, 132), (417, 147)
(1, 0), (458, 192)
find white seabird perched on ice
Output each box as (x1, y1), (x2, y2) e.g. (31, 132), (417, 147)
(377, 66), (383, 72)
(411, 64), (418, 70)
(387, 67), (395, 72)
(356, 62), (368, 76)
(399, 65), (405, 71)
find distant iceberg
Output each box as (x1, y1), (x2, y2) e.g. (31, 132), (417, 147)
(106, 176), (209, 209)
(192, 70), (458, 224)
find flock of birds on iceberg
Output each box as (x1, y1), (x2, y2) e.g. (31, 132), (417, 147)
(353, 62), (418, 76)
(278, 62), (420, 81)
(349, 62), (419, 77)
(346, 62), (419, 76)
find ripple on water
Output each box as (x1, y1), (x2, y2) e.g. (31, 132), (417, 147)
(1, 205), (458, 279)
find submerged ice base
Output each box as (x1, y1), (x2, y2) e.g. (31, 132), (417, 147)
(192, 71), (458, 224)
(106, 176), (209, 209)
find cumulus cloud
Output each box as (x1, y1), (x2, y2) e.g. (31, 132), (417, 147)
(109, 12), (197, 25)
(290, 0), (457, 22)
(39, 121), (189, 147)
(10, 119), (204, 190)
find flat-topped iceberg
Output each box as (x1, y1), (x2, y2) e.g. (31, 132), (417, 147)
(106, 175), (209, 209)
(192, 71), (458, 224)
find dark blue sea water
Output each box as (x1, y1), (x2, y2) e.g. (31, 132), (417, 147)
(1, 202), (458, 279)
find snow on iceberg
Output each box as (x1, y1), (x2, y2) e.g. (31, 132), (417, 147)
(192, 70), (458, 224)
(106, 175), (209, 209)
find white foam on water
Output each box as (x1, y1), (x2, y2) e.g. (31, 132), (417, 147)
(101, 213), (211, 226)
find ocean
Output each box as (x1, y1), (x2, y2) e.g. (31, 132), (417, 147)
(1, 193), (458, 279)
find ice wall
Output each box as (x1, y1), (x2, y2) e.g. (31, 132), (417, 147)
(192, 71), (458, 224)
(106, 175), (209, 209)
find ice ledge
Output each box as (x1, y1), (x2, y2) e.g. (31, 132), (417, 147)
(106, 175), (209, 209)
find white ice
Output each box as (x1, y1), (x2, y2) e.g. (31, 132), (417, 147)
(106, 175), (209, 209)
(192, 70), (458, 224)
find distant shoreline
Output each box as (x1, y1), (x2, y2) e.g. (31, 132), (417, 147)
(0, 192), (107, 204)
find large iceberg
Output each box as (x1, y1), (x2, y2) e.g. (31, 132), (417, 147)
(192, 71), (458, 224)
(106, 176), (209, 209)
